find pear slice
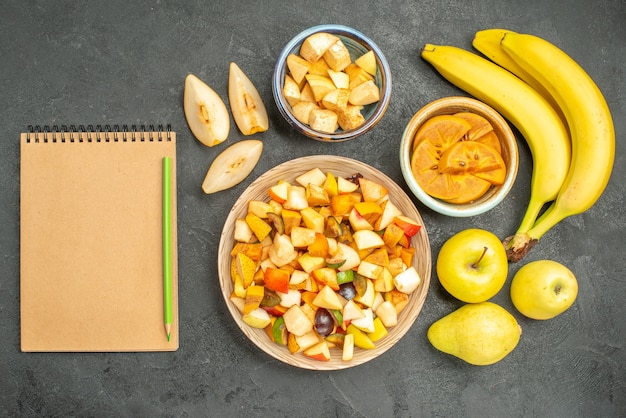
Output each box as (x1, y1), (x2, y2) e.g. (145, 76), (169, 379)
(228, 62), (269, 136)
(184, 73), (230, 147)
(299, 32), (340, 63)
(201, 139), (263, 194)
(354, 50), (377, 76)
(349, 80), (380, 106)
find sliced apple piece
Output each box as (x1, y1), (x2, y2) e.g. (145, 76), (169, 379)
(335, 242), (361, 271)
(268, 181), (290, 204)
(375, 300), (398, 328)
(303, 341), (332, 361)
(234, 218), (254, 243)
(353, 229), (385, 250)
(307, 58), (331, 76)
(290, 226), (317, 248)
(284, 185), (308, 210)
(300, 32), (340, 63)
(348, 207), (374, 231)
(393, 215), (421, 237)
(393, 266), (422, 294)
(346, 323), (375, 349)
(313, 285), (343, 310)
(337, 176), (359, 193)
(367, 317), (388, 342)
(304, 74), (336, 102)
(283, 74), (301, 107)
(342, 333), (355, 361)
(359, 177), (388, 202)
(323, 39), (351, 72)
(337, 105), (365, 131)
(321, 88), (350, 113)
(327, 69), (350, 89)
(309, 109), (339, 134)
(342, 299), (365, 321)
(345, 63), (374, 89)
(306, 183), (330, 207)
(247, 200), (273, 219)
(228, 62), (269, 135)
(374, 199), (403, 230)
(291, 101), (319, 125)
(268, 233), (297, 267)
(201, 140), (263, 194)
(354, 50), (377, 76)
(184, 73), (230, 147)
(282, 305), (314, 336)
(298, 252), (326, 273)
(242, 307), (271, 328)
(300, 207), (325, 234)
(286, 53), (311, 85)
(353, 277), (376, 307)
(353, 201), (382, 226)
(349, 79), (380, 106)
(296, 167), (327, 187)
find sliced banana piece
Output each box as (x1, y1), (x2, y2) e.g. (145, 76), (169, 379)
(228, 62), (269, 136)
(184, 74), (230, 147)
(202, 139), (263, 194)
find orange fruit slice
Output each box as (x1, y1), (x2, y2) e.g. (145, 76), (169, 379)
(472, 130), (502, 154)
(438, 141), (506, 177)
(454, 112), (493, 140)
(412, 114), (471, 151)
(454, 112), (502, 154)
(411, 138), (459, 201)
(443, 174), (492, 204)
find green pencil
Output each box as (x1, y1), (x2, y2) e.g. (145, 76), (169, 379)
(162, 156), (173, 342)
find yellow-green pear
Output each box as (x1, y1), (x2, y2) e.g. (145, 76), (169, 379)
(427, 302), (521, 366)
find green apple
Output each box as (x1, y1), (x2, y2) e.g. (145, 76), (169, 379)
(436, 228), (508, 303)
(510, 260), (578, 320)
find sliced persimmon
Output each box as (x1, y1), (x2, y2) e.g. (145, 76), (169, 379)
(438, 141), (505, 177)
(410, 139), (459, 201)
(472, 130), (501, 154)
(454, 112), (493, 140)
(443, 174), (492, 204)
(454, 112), (502, 153)
(412, 114), (471, 151)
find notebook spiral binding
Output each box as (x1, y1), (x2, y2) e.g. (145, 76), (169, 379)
(25, 124), (173, 143)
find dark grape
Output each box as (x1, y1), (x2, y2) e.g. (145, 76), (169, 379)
(314, 308), (335, 336)
(338, 282), (357, 300)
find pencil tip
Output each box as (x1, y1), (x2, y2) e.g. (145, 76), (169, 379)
(167, 332), (171, 342)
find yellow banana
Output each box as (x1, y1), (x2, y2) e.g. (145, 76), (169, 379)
(472, 29), (565, 122)
(420, 44), (571, 232)
(500, 33), (615, 260)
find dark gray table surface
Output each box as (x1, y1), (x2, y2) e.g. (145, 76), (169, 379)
(2, 1), (624, 417)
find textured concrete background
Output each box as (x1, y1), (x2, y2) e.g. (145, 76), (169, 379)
(1, 1), (625, 417)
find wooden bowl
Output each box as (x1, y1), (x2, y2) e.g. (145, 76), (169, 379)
(217, 156), (431, 370)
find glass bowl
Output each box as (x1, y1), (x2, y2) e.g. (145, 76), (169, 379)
(272, 24), (392, 142)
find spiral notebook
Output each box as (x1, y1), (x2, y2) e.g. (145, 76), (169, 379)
(20, 125), (179, 352)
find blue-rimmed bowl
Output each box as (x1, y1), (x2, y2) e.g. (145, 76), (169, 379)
(272, 24), (392, 142)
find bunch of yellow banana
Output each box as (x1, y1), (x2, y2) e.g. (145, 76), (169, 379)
(421, 30), (615, 262)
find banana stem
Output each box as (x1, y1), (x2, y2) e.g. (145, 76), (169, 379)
(527, 202), (567, 241)
(503, 232), (538, 263)
(515, 195), (548, 235)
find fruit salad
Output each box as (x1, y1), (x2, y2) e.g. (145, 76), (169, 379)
(228, 168), (423, 362)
